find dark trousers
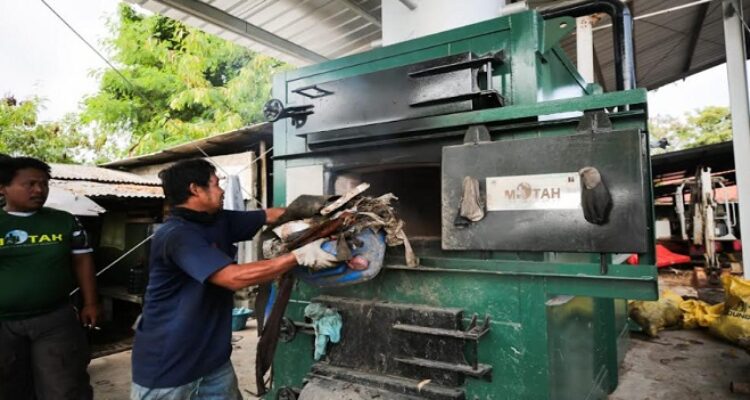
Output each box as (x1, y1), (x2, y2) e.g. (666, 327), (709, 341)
(0, 305), (93, 400)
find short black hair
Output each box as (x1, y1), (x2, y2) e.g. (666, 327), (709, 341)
(0, 156), (51, 186)
(158, 158), (216, 206)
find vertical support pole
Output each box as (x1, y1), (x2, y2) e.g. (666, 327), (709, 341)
(519, 278), (551, 398)
(594, 297), (618, 393)
(272, 72), (290, 207)
(259, 140), (268, 209)
(722, 0), (750, 279)
(509, 11), (541, 105)
(577, 16), (595, 82)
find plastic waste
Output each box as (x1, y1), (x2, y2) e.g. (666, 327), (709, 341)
(709, 275), (750, 350)
(629, 290), (684, 337)
(294, 228), (386, 287)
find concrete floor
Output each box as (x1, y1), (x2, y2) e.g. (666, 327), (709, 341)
(610, 330), (750, 400)
(91, 321), (749, 400)
(90, 319), (261, 400)
(609, 269), (749, 398)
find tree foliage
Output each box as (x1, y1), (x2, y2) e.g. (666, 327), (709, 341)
(650, 106), (733, 153)
(0, 96), (88, 162)
(81, 4), (285, 159)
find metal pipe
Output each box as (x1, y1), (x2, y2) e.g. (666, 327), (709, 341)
(542, 0), (636, 91)
(397, 0), (418, 11)
(676, 183), (688, 240)
(577, 16), (595, 82)
(260, 140), (268, 209)
(499, 1), (528, 16)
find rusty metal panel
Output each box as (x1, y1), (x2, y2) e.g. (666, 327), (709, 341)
(51, 164), (159, 185)
(50, 180), (164, 199)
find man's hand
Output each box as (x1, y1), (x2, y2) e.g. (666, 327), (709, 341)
(72, 253), (100, 328)
(264, 208), (286, 226)
(292, 238), (339, 270)
(270, 195), (333, 228)
(79, 304), (101, 329)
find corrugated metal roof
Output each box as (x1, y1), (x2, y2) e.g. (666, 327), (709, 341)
(50, 179), (164, 199)
(126, 0), (750, 90)
(128, 0), (381, 65)
(102, 122), (272, 169)
(51, 163), (160, 185)
(555, 0), (747, 91)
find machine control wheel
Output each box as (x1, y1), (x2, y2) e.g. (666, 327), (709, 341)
(263, 99), (284, 122)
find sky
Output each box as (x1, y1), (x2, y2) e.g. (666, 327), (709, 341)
(0, 0), (737, 123)
(647, 63), (733, 119)
(0, 0), (122, 122)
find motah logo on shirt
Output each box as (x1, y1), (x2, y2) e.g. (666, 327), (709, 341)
(0, 230), (63, 247)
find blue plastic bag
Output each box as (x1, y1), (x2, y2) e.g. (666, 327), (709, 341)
(293, 228), (386, 288)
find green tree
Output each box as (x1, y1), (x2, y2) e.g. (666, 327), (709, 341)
(81, 4), (285, 158)
(650, 106), (733, 153)
(0, 96), (88, 163)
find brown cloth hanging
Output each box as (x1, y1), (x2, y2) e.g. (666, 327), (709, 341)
(254, 272), (295, 396)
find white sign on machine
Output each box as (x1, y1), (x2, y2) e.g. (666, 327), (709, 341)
(486, 172), (581, 211)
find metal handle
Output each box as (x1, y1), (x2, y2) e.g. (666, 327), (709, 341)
(408, 50), (505, 78)
(292, 84), (334, 99)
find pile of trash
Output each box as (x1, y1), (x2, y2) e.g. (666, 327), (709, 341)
(263, 183), (417, 285)
(629, 275), (750, 351)
(253, 185), (415, 395)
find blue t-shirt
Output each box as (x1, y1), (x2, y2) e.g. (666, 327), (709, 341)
(131, 209), (266, 388)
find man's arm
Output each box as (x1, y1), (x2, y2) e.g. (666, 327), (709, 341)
(208, 238), (339, 291)
(72, 253), (101, 327)
(264, 208), (286, 225)
(208, 253), (297, 291)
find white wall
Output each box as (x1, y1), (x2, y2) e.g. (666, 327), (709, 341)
(128, 151), (259, 264)
(382, 0), (506, 45)
(129, 151), (257, 203)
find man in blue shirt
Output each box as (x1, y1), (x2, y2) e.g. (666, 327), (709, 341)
(131, 159), (336, 399)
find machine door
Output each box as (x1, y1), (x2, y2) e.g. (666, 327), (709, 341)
(441, 129), (650, 253)
(287, 52), (505, 138)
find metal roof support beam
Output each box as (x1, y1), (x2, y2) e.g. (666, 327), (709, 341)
(683, 2), (711, 73)
(152, 0), (328, 63)
(593, 0), (716, 31)
(337, 0), (382, 27)
(722, 0), (750, 279)
(577, 16), (595, 83)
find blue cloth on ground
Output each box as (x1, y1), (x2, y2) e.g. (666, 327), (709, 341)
(304, 303), (342, 361)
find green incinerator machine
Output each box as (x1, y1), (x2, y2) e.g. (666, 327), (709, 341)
(263, 2), (658, 399)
